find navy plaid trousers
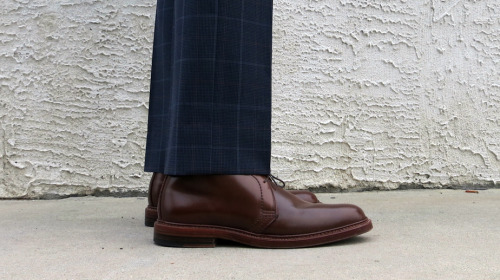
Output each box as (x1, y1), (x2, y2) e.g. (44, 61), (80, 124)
(144, 0), (273, 175)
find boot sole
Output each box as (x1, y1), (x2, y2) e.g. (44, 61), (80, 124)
(153, 218), (373, 249)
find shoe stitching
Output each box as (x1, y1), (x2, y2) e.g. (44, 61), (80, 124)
(249, 175), (277, 233)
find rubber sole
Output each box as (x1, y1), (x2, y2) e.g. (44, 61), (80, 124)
(154, 218), (373, 249)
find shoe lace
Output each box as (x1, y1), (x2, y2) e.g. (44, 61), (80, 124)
(265, 174), (286, 188)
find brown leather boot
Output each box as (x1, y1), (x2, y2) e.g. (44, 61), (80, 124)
(145, 173), (320, 227)
(154, 175), (372, 248)
(145, 173), (167, 227)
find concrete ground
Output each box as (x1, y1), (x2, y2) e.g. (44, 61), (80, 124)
(1, 189), (499, 280)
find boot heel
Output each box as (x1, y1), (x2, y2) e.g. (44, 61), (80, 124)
(144, 216), (156, 227)
(154, 232), (216, 248)
(144, 207), (158, 227)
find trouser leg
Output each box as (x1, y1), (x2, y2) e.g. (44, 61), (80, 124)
(145, 0), (273, 175)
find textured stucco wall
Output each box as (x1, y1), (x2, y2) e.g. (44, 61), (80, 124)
(0, 0), (154, 198)
(1, 1), (499, 198)
(271, 0), (500, 191)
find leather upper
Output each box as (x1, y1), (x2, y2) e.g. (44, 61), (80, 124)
(148, 173), (320, 208)
(148, 173), (166, 208)
(158, 175), (367, 235)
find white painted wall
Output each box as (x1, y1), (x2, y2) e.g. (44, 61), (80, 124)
(271, 0), (500, 190)
(1, 0), (499, 198)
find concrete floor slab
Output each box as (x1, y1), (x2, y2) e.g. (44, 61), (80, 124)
(1, 189), (499, 279)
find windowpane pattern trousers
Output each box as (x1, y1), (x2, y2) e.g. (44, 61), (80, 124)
(144, 0), (273, 175)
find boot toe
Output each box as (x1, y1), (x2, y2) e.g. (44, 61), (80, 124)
(332, 203), (368, 226)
